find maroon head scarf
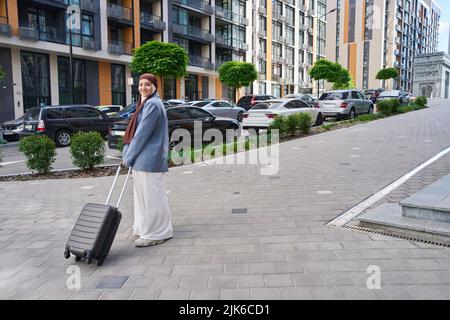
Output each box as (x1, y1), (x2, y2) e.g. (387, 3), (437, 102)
(123, 73), (158, 145)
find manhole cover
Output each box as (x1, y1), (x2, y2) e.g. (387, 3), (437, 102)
(232, 208), (247, 214)
(96, 276), (129, 289)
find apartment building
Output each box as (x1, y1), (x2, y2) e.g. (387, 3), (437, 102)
(325, 0), (441, 92)
(0, 0), (326, 123)
(247, 0), (327, 97)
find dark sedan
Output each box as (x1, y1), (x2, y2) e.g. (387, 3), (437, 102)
(108, 106), (241, 150)
(1, 116), (24, 142)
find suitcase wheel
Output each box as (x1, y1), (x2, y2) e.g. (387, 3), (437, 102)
(64, 249), (70, 259)
(75, 256), (82, 262)
(96, 259), (104, 267)
(86, 258), (92, 264)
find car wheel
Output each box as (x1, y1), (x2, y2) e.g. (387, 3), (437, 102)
(237, 112), (244, 122)
(55, 130), (71, 147)
(315, 113), (324, 126)
(349, 108), (356, 120)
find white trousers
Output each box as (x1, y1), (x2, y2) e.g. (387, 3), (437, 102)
(132, 170), (173, 240)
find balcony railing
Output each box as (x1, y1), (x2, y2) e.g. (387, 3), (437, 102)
(215, 5), (248, 25)
(0, 16), (11, 36)
(216, 35), (248, 51)
(189, 55), (214, 70)
(80, 0), (96, 12)
(19, 26), (39, 41)
(173, 0), (214, 15)
(107, 3), (133, 22)
(258, 73), (266, 80)
(173, 23), (214, 42)
(81, 36), (96, 50)
(140, 12), (166, 31)
(108, 41), (133, 55)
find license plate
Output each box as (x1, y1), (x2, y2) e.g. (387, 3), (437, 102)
(25, 125), (33, 131)
(3, 131), (13, 135)
(112, 131), (125, 136)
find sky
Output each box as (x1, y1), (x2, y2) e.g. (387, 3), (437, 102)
(438, 1), (450, 53)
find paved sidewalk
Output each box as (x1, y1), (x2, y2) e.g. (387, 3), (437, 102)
(1, 100), (450, 300)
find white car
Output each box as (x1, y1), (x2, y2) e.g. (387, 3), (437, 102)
(188, 100), (246, 122)
(242, 99), (323, 131)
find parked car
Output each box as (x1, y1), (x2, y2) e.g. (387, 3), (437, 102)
(377, 90), (409, 105)
(165, 99), (186, 105)
(20, 105), (122, 147)
(186, 100), (246, 122)
(318, 90), (374, 120)
(364, 88), (384, 103)
(284, 93), (316, 102)
(236, 94), (276, 111)
(405, 93), (416, 103)
(96, 105), (123, 116)
(108, 106), (241, 150)
(242, 98), (323, 132)
(118, 103), (137, 119)
(0, 115), (24, 142)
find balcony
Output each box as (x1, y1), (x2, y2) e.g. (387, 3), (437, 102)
(108, 41), (133, 55)
(0, 16), (11, 37)
(215, 35), (248, 51)
(140, 12), (166, 31)
(272, 74), (280, 81)
(258, 73), (266, 80)
(257, 30), (267, 37)
(81, 36), (96, 50)
(173, 23), (214, 42)
(272, 55), (282, 63)
(173, 0), (214, 15)
(189, 54), (214, 70)
(107, 3), (133, 23)
(19, 26), (39, 41)
(272, 12), (280, 21)
(215, 6), (248, 25)
(80, 0), (96, 12)
(258, 7), (267, 15)
(300, 44), (308, 50)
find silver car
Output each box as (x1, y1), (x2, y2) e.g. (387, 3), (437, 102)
(318, 90), (374, 120)
(189, 100), (246, 122)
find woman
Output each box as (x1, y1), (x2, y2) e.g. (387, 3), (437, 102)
(122, 73), (173, 247)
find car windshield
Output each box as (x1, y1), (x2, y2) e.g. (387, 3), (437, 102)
(24, 108), (41, 121)
(319, 92), (349, 100)
(193, 101), (209, 107)
(380, 91), (399, 97)
(251, 103), (281, 110)
(120, 103), (135, 114)
(237, 96), (252, 106)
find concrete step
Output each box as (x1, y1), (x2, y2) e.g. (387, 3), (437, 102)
(358, 203), (450, 245)
(400, 174), (450, 223)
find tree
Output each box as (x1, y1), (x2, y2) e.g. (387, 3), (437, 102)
(0, 66), (6, 82)
(309, 59), (353, 91)
(130, 41), (188, 89)
(376, 67), (398, 90)
(219, 61), (257, 101)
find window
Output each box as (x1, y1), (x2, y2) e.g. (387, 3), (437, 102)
(65, 107), (84, 118)
(66, 14), (94, 47)
(111, 64), (126, 107)
(45, 108), (64, 120)
(189, 108), (211, 119)
(164, 77), (177, 100)
(58, 57), (86, 105)
(168, 108), (191, 120)
(78, 107), (102, 118)
(21, 51), (51, 112)
(286, 27), (294, 46)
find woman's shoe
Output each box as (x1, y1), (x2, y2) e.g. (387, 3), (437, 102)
(134, 238), (165, 247)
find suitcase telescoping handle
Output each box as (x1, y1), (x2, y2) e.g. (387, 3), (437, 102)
(105, 166), (132, 208)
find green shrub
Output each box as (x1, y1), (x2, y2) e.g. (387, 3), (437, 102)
(268, 115), (288, 134)
(415, 96), (427, 107)
(357, 114), (383, 121)
(70, 131), (105, 171)
(286, 114), (300, 133)
(19, 135), (56, 174)
(377, 99), (400, 115)
(298, 113), (312, 134)
(117, 137), (124, 153)
(398, 105), (414, 114)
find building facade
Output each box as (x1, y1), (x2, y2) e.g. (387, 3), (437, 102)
(0, 0), (326, 123)
(413, 52), (450, 99)
(325, 0), (441, 92)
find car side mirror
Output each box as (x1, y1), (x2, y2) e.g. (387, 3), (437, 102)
(205, 116), (215, 122)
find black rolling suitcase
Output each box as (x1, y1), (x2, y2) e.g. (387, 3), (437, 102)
(64, 166), (131, 266)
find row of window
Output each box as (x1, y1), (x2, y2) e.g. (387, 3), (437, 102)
(20, 51), (126, 112)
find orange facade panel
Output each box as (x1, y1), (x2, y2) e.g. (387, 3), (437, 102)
(133, 0), (140, 48)
(215, 78), (222, 99)
(7, 0), (19, 36)
(348, 43), (357, 83)
(98, 62), (112, 105)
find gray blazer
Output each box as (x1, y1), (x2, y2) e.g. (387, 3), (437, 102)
(122, 93), (169, 172)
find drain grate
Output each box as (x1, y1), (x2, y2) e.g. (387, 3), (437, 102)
(342, 224), (450, 248)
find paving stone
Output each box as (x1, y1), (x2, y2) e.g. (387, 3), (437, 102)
(70, 290), (104, 300)
(128, 288), (162, 300)
(341, 286), (380, 300)
(160, 288), (191, 300)
(180, 276), (209, 289)
(221, 288), (251, 300)
(407, 285), (448, 300)
(251, 288), (282, 300)
(208, 276), (237, 289)
(293, 273), (325, 287)
(190, 289), (221, 300)
(311, 287), (347, 300)
(99, 289), (133, 300)
(264, 274), (294, 287)
(281, 287), (314, 300)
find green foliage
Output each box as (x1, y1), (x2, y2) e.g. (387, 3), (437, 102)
(130, 41), (188, 78)
(377, 99), (400, 115)
(219, 61), (258, 89)
(268, 113), (311, 135)
(310, 59), (352, 89)
(357, 114), (384, 121)
(117, 137), (124, 153)
(268, 115), (288, 134)
(415, 96), (428, 107)
(70, 131), (105, 171)
(19, 135), (56, 174)
(0, 66), (6, 81)
(298, 113), (312, 134)
(376, 68), (398, 80)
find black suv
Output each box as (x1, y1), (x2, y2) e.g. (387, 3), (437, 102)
(236, 94), (276, 111)
(20, 105), (121, 147)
